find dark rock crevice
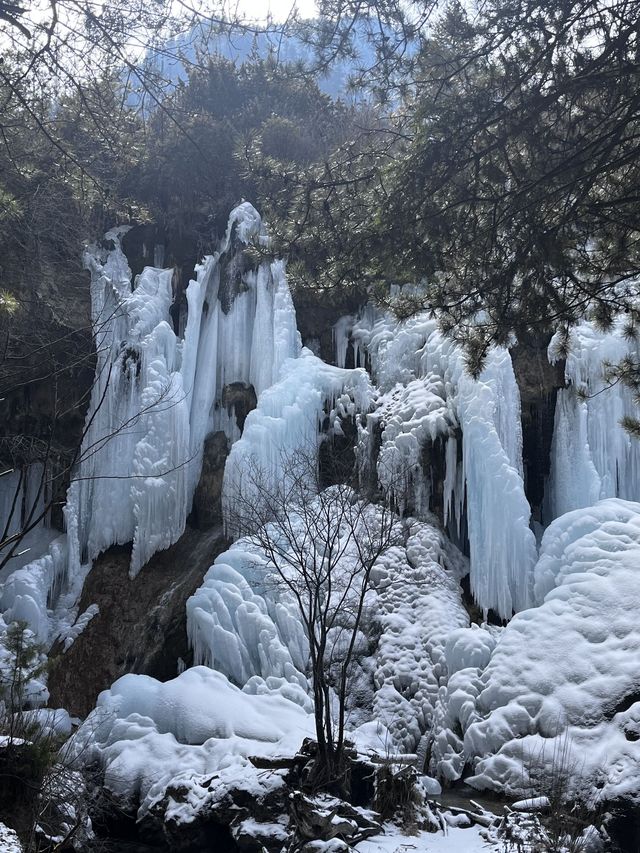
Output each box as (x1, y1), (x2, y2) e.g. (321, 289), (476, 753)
(511, 337), (566, 524)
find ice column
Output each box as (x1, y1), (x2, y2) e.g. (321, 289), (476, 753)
(547, 320), (640, 520)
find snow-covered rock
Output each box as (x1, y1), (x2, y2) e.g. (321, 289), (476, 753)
(0, 822), (22, 852)
(70, 666), (313, 816)
(434, 499), (640, 802)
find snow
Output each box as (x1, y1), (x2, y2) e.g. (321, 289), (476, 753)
(352, 309), (536, 619)
(0, 822), (22, 852)
(19, 707), (72, 738)
(222, 350), (374, 530)
(70, 665), (313, 817)
(511, 796), (550, 812)
(358, 823), (492, 852)
(431, 499), (640, 803)
(547, 320), (640, 520)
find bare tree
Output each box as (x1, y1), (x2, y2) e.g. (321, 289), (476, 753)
(227, 445), (402, 793)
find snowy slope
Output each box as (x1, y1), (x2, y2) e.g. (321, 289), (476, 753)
(431, 499), (640, 803)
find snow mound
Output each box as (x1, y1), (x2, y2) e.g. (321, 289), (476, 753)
(453, 499), (640, 801)
(70, 666), (313, 816)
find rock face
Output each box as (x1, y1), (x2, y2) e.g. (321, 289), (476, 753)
(293, 288), (364, 364)
(48, 526), (227, 717)
(192, 432), (230, 529)
(0, 239), (93, 516)
(511, 337), (565, 524)
(221, 382), (258, 434)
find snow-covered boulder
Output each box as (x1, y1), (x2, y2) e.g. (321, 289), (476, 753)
(70, 666), (314, 816)
(446, 499), (640, 803)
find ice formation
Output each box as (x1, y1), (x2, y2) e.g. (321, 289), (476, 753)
(76, 203), (301, 576)
(0, 536), (74, 643)
(222, 351), (374, 529)
(431, 499), (640, 802)
(190, 491), (388, 703)
(186, 542), (310, 709)
(73, 501), (473, 815)
(351, 308), (536, 619)
(547, 320), (640, 520)
(7, 196), (640, 828)
(187, 501), (470, 756)
(0, 203), (307, 643)
(371, 519), (469, 752)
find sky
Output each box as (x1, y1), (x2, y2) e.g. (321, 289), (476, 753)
(223, 0), (318, 22)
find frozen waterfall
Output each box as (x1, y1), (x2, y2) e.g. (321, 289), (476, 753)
(349, 309), (537, 619)
(74, 203), (300, 577)
(546, 320), (640, 520)
(0, 204), (305, 641)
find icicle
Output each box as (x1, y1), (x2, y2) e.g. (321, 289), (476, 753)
(332, 315), (353, 368)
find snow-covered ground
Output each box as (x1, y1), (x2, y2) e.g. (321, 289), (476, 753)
(359, 823), (492, 852)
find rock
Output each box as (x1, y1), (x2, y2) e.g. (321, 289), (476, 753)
(292, 289), (365, 366)
(232, 818), (288, 851)
(510, 335), (565, 523)
(192, 431), (229, 528)
(221, 382), (257, 434)
(289, 791), (382, 846)
(142, 768), (290, 853)
(47, 526), (227, 717)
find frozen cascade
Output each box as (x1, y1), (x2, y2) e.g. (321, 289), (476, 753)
(0, 203), (302, 642)
(75, 203), (300, 577)
(222, 350), (374, 529)
(546, 319), (640, 521)
(186, 540), (311, 710)
(350, 309), (536, 619)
